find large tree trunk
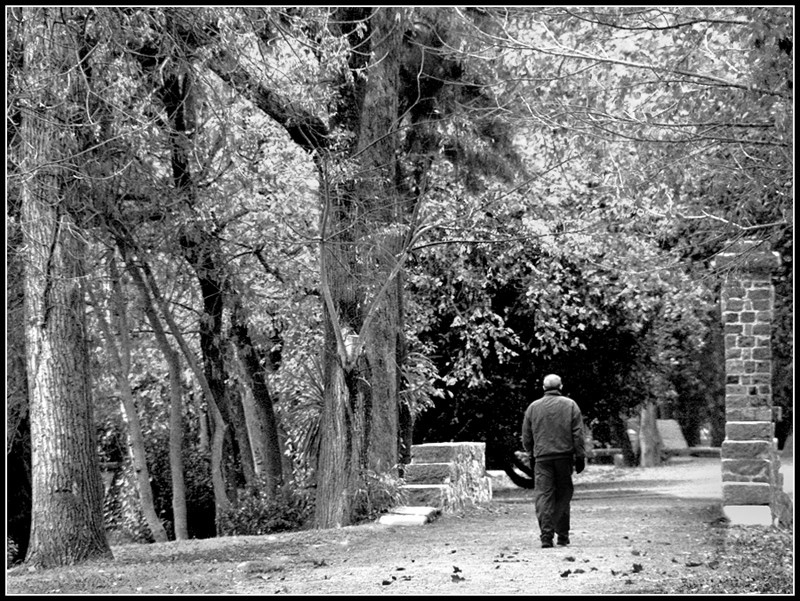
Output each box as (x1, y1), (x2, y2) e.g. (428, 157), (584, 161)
(315, 355), (368, 527)
(315, 7), (404, 528)
(21, 9), (112, 566)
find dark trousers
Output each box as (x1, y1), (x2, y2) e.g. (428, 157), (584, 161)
(533, 457), (573, 542)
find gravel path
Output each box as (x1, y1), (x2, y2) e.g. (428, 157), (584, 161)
(232, 456), (793, 595)
(8, 455), (791, 595)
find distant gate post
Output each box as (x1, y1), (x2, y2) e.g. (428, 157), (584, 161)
(714, 239), (784, 525)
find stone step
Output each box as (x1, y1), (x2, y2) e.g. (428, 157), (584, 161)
(377, 505), (441, 526)
(403, 462), (456, 484)
(411, 442), (485, 464)
(400, 484), (449, 508)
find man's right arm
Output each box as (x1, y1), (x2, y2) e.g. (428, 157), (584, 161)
(521, 408), (533, 454)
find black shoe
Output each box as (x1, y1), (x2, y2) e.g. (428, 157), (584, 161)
(541, 539), (554, 548)
(557, 536), (570, 547)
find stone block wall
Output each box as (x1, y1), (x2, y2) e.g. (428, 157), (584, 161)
(406, 442), (492, 512)
(715, 239), (786, 524)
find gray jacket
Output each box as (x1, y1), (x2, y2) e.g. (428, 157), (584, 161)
(521, 390), (585, 461)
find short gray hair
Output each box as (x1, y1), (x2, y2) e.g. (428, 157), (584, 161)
(543, 374), (562, 391)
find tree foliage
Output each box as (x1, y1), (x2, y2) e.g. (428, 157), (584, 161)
(406, 6), (791, 459)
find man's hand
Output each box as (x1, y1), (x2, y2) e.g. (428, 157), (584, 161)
(574, 457), (585, 474)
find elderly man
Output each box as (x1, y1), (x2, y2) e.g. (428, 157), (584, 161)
(521, 374), (586, 548)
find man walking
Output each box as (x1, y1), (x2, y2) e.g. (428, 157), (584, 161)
(521, 374), (586, 548)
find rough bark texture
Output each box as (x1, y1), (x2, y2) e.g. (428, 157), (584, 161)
(315, 362), (366, 528)
(315, 7), (404, 528)
(21, 9), (112, 567)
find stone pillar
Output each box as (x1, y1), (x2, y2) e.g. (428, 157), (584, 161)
(713, 239), (784, 525)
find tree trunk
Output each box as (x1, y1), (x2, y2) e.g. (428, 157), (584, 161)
(315, 355), (367, 527)
(230, 298), (284, 494)
(116, 386), (169, 542)
(96, 262), (170, 543)
(639, 402), (664, 467)
(611, 412), (637, 467)
(165, 348), (189, 540)
(117, 242), (231, 517)
(179, 225), (258, 491)
(192, 379), (211, 454)
(156, 63), (256, 494)
(110, 255), (188, 541)
(315, 7), (404, 528)
(21, 9), (112, 566)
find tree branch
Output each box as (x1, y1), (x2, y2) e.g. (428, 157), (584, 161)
(208, 54), (330, 152)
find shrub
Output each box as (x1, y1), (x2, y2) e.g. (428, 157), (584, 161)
(351, 470), (408, 524)
(102, 447), (216, 542)
(217, 480), (314, 536)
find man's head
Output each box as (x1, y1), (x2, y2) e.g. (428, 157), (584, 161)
(543, 373), (562, 391)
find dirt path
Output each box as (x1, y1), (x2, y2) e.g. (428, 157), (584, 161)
(230, 499), (723, 595)
(7, 457), (792, 595)
(228, 457), (773, 595)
